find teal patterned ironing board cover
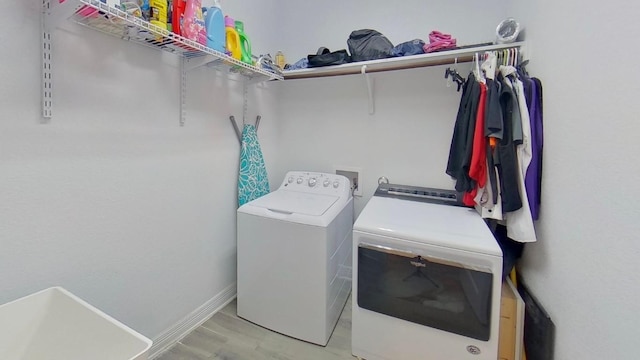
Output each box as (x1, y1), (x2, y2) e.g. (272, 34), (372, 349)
(238, 124), (270, 207)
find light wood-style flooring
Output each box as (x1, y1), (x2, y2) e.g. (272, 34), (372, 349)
(156, 296), (355, 360)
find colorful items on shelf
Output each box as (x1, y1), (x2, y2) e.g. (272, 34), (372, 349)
(225, 15), (242, 61)
(182, 0), (207, 45)
(203, 0), (226, 53)
(139, 0), (150, 20)
(119, 1), (144, 19)
(235, 20), (252, 64)
(424, 31), (457, 53)
(60, 0), (98, 17)
(167, 1), (172, 32)
(275, 51), (285, 69)
(172, 0), (185, 35)
(149, 0), (168, 31)
(67, 0), (256, 64)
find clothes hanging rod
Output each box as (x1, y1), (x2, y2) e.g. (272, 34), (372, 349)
(283, 42), (526, 80)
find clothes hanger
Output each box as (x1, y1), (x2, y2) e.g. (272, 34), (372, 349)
(445, 57), (456, 88)
(444, 58), (466, 91)
(474, 52), (486, 83)
(518, 59), (530, 77)
(481, 51), (496, 81)
(455, 58), (466, 91)
(472, 53), (478, 78)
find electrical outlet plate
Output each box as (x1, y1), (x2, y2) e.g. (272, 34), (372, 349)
(334, 166), (363, 197)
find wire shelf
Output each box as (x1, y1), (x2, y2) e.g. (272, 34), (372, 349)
(57, 0), (282, 81)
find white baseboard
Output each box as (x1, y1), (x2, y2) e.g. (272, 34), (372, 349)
(149, 283), (237, 359)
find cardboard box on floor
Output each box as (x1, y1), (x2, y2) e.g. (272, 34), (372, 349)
(499, 278), (525, 360)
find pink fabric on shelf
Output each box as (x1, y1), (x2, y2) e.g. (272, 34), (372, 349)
(60, 0), (99, 18)
(424, 31), (457, 53)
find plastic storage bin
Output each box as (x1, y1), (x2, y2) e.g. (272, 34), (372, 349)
(0, 287), (152, 360)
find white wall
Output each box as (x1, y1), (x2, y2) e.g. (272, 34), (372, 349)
(0, 0), (279, 341)
(509, 1), (640, 359)
(274, 0), (511, 214)
(272, 68), (460, 214)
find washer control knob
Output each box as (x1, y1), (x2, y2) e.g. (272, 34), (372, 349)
(333, 180), (340, 188)
(323, 179), (331, 187)
(308, 178), (317, 187)
(296, 177), (303, 184)
(288, 176), (294, 184)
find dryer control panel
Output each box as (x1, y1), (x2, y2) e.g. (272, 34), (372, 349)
(280, 171), (352, 198)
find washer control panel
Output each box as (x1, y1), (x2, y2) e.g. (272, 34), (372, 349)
(281, 171), (351, 197)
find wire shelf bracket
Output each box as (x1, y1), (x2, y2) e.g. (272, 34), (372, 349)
(180, 58), (187, 126)
(42, 30), (52, 119)
(361, 65), (375, 115)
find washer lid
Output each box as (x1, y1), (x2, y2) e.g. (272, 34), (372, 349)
(247, 190), (339, 216)
(354, 197), (501, 257)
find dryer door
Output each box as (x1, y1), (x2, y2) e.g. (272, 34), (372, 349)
(357, 241), (495, 341)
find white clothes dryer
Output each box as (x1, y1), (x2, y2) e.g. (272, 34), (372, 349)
(352, 183), (503, 360)
(237, 171), (353, 346)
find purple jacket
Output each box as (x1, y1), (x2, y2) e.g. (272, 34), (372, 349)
(525, 78), (543, 220)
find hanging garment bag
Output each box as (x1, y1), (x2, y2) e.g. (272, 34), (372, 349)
(238, 124), (270, 207)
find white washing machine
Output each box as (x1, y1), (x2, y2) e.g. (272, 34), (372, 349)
(237, 171), (353, 346)
(352, 183), (503, 360)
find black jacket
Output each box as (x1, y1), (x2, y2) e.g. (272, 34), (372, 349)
(446, 73), (480, 193)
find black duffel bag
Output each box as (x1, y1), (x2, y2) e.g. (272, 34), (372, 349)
(307, 47), (351, 67)
(347, 29), (394, 62)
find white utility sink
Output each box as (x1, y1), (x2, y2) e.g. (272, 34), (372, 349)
(0, 287), (152, 360)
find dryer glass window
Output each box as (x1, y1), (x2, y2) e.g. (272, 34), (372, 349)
(357, 244), (493, 341)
